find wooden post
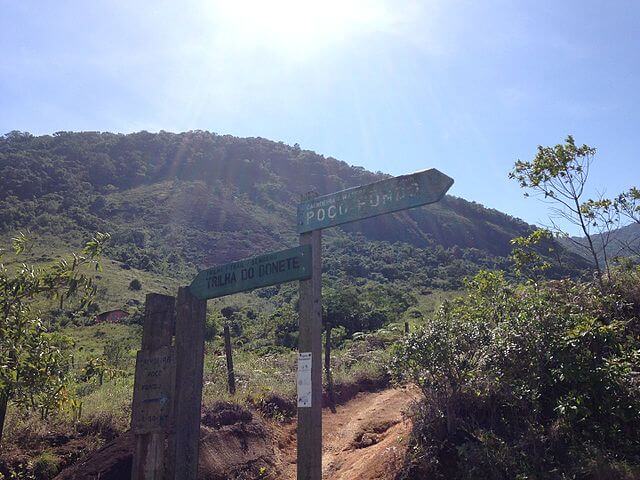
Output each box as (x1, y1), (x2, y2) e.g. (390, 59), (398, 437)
(172, 287), (206, 480)
(297, 229), (322, 480)
(404, 321), (410, 335)
(325, 324), (336, 413)
(0, 390), (8, 445)
(131, 294), (175, 480)
(223, 323), (236, 395)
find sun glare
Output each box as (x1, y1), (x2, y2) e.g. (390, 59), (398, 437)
(209, 0), (393, 56)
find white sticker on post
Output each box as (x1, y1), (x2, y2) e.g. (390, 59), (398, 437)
(297, 352), (312, 408)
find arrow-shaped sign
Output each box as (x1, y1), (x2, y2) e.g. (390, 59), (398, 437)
(296, 168), (454, 233)
(189, 245), (312, 300)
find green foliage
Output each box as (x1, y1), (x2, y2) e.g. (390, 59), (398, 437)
(323, 282), (416, 335)
(510, 136), (605, 273)
(79, 356), (108, 386)
(510, 135), (595, 191)
(617, 187), (640, 224)
(509, 228), (553, 279)
(271, 304), (299, 349)
(204, 312), (220, 342)
(510, 135), (640, 284)
(323, 325), (348, 349)
(31, 451), (61, 479)
(391, 268), (640, 479)
(0, 233), (108, 440)
(102, 337), (130, 370)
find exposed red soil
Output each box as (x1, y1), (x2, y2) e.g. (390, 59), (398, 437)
(277, 386), (419, 480)
(54, 431), (135, 480)
(0, 422), (107, 479)
(50, 384), (419, 480)
(54, 403), (275, 480)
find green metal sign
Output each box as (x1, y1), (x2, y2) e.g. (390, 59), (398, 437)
(297, 168), (454, 233)
(189, 245), (312, 300)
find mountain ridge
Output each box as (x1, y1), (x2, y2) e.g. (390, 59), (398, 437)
(561, 222), (640, 263)
(0, 130), (586, 286)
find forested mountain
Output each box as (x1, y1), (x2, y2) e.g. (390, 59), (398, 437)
(0, 130), (586, 288)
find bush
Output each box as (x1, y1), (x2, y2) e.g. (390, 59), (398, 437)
(32, 451), (62, 479)
(204, 313), (219, 341)
(391, 269), (640, 479)
(128, 278), (142, 291)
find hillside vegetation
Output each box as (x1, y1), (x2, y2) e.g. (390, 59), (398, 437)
(392, 266), (640, 479)
(0, 130), (586, 290)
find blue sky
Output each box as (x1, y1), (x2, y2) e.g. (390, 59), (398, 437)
(1, 0), (639, 234)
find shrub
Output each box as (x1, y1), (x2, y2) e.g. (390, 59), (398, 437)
(204, 313), (219, 341)
(128, 278), (142, 291)
(32, 451), (61, 479)
(391, 269), (640, 479)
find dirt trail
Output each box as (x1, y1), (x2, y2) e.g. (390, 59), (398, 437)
(278, 386), (420, 480)
(51, 387), (419, 480)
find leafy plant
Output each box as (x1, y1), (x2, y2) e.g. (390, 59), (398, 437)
(0, 232), (109, 443)
(392, 268), (640, 479)
(510, 135), (639, 286)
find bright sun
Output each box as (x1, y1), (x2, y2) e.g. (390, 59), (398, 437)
(209, 0), (393, 56)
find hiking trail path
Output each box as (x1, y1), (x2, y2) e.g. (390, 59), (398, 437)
(275, 386), (420, 480)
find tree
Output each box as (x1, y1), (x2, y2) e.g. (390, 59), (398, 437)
(271, 304), (299, 349)
(614, 187), (640, 258)
(616, 187), (640, 224)
(391, 268), (640, 477)
(323, 285), (366, 335)
(0, 232), (109, 443)
(510, 136), (613, 287)
(580, 197), (620, 279)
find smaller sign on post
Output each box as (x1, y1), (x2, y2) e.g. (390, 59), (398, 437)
(131, 346), (176, 434)
(297, 352), (312, 408)
(189, 245), (312, 300)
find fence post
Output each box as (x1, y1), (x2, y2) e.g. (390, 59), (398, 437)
(131, 294), (175, 480)
(172, 287), (206, 480)
(223, 323), (236, 395)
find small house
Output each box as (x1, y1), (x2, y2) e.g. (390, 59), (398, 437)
(95, 309), (129, 323)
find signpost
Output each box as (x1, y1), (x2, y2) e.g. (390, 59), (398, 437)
(295, 168), (453, 480)
(130, 167), (453, 480)
(131, 294), (175, 480)
(189, 245), (312, 300)
(172, 287), (206, 480)
(297, 168), (454, 233)
(297, 228), (323, 479)
(131, 346), (175, 434)
(131, 247), (314, 480)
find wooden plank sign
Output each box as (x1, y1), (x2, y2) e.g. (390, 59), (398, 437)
(189, 245), (312, 300)
(131, 345), (176, 434)
(296, 168), (454, 233)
